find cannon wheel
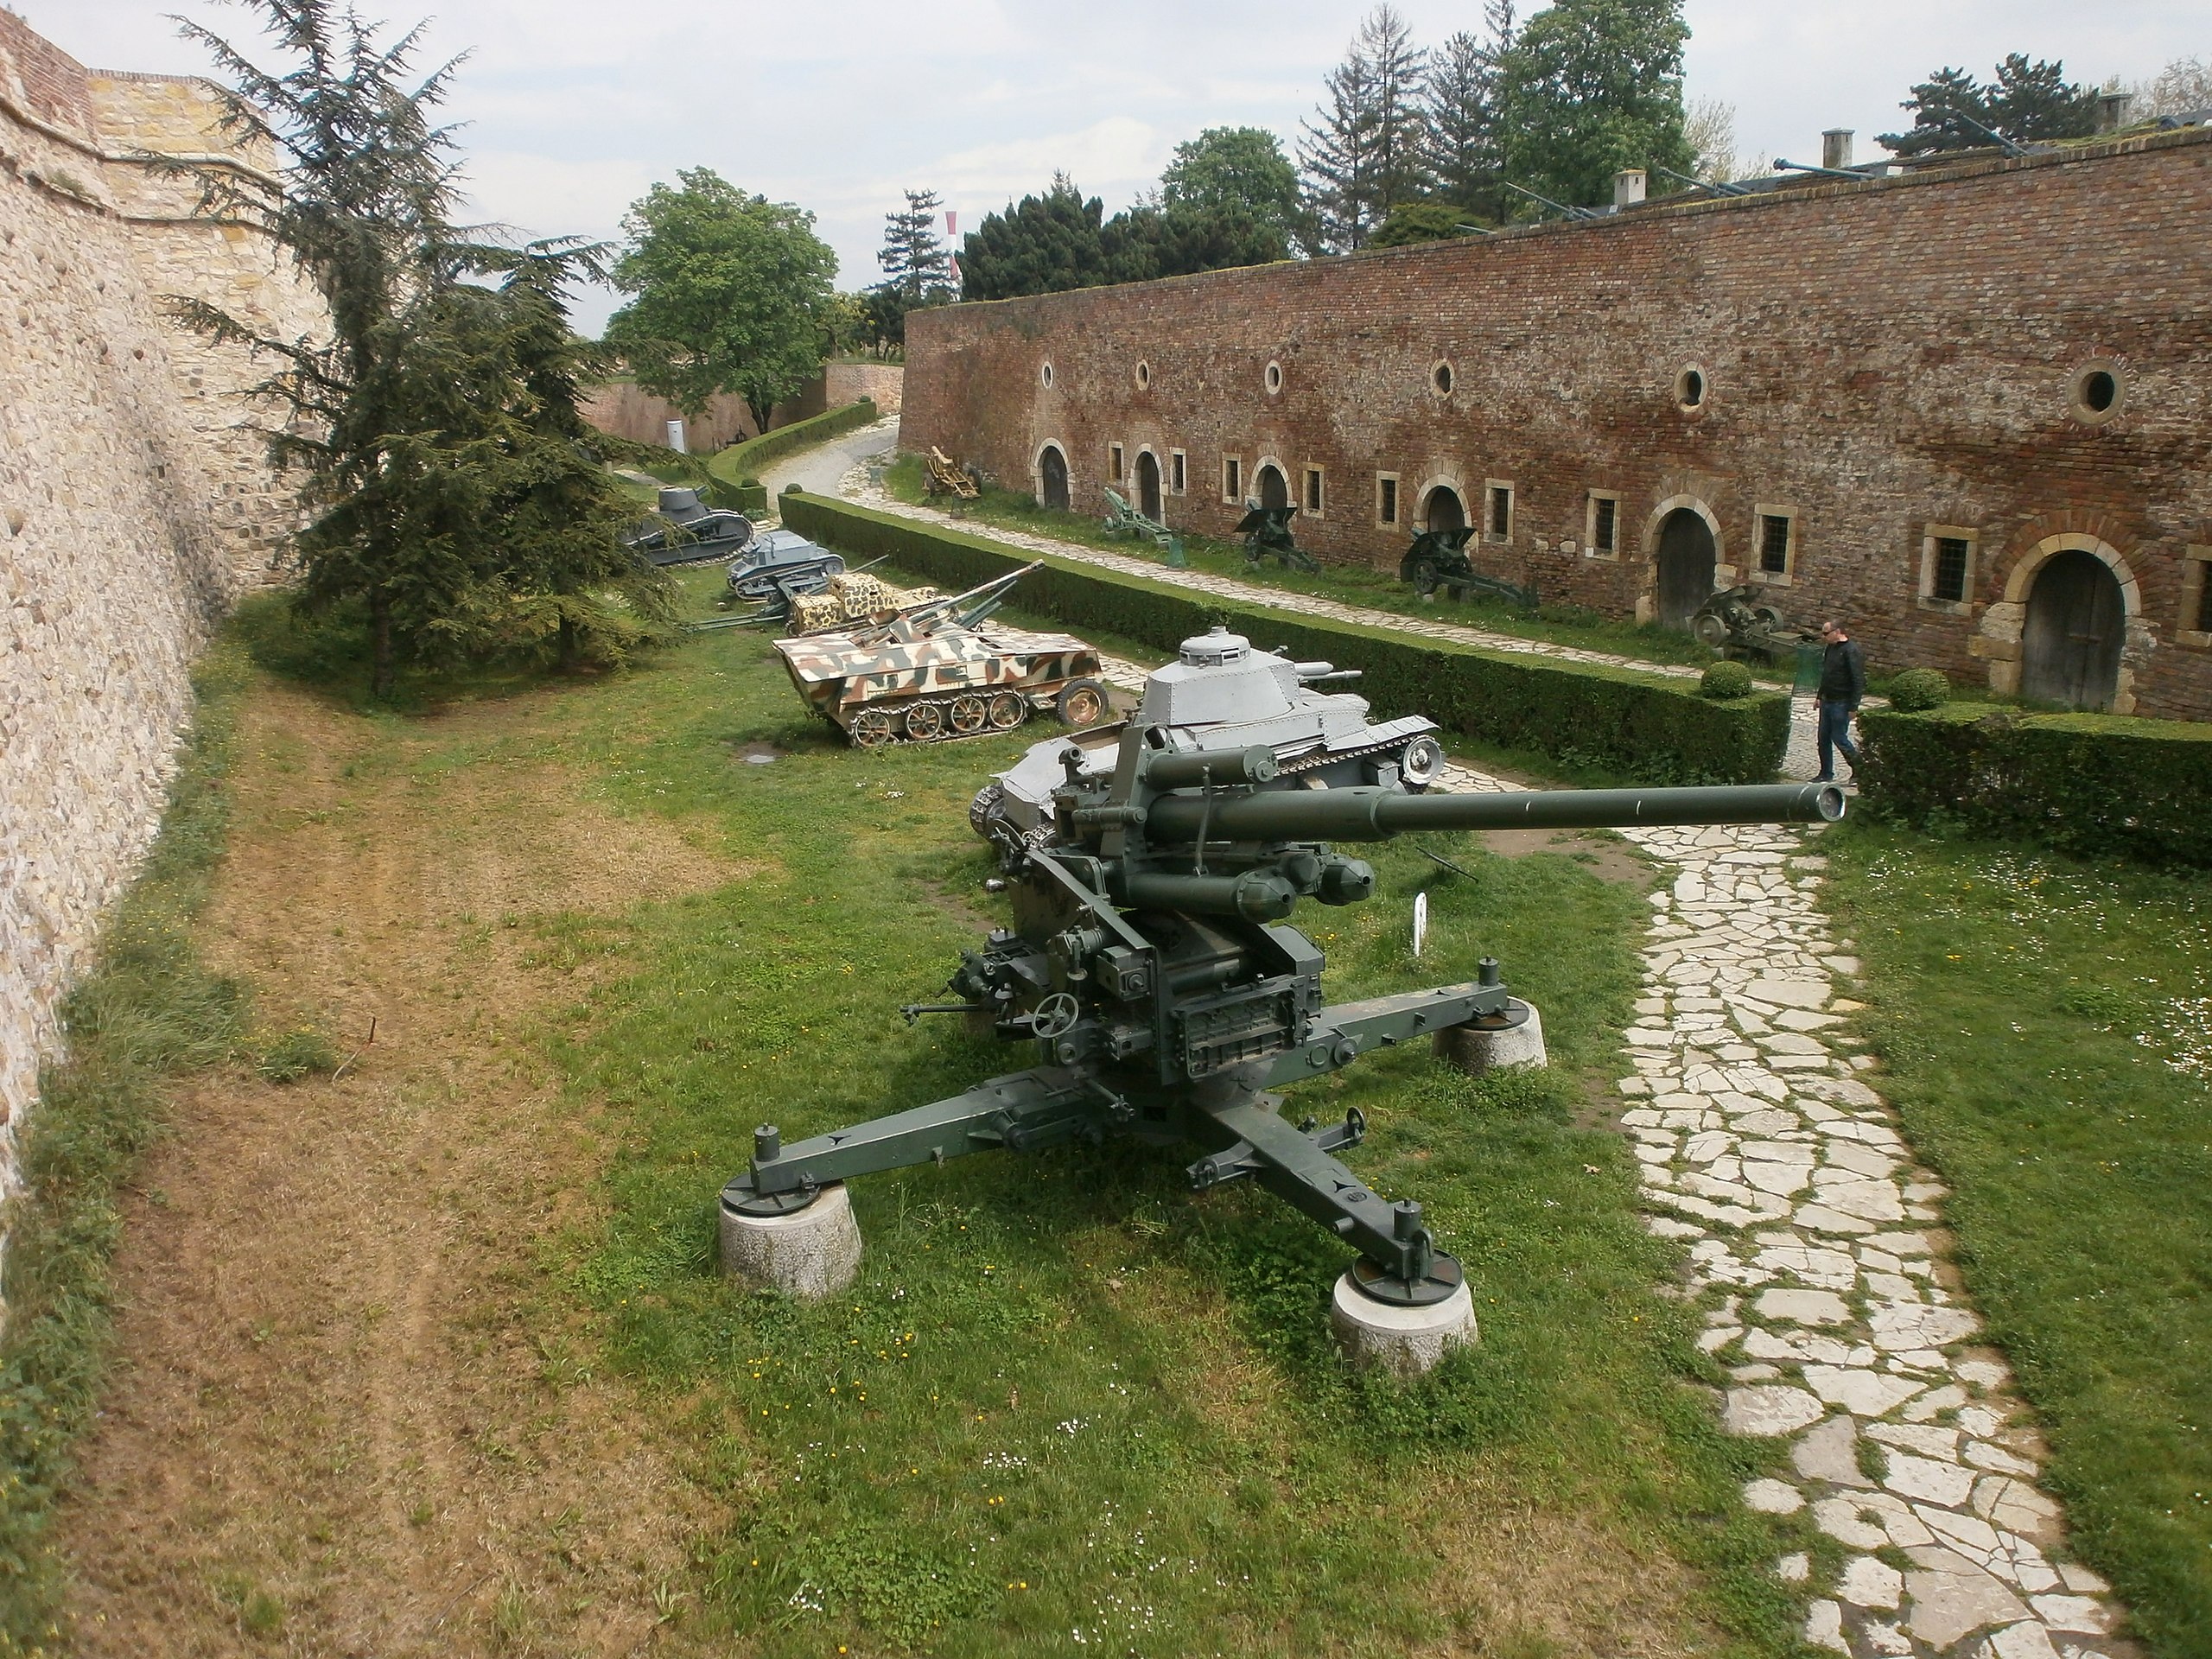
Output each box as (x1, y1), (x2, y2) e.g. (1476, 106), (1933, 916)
(949, 695), (989, 735)
(1056, 678), (1109, 729)
(850, 708), (896, 747)
(988, 691), (1028, 731)
(1692, 613), (1731, 649)
(905, 702), (945, 741)
(1752, 604), (1787, 632)
(1408, 559), (1441, 597)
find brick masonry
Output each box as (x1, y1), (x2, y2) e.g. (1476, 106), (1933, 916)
(901, 130), (2212, 720)
(0, 10), (322, 1251)
(580, 363), (904, 453)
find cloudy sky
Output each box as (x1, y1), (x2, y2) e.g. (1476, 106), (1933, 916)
(38, 0), (2208, 332)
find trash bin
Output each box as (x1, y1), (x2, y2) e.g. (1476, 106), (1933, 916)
(1793, 642), (1822, 696)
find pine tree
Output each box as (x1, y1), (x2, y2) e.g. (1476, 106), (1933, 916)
(1299, 4), (1432, 252)
(1879, 57), (2094, 156)
(877, 188), (951, 302)
(1421, 3), (1514, 221)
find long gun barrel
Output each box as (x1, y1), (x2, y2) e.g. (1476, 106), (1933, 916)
(1144, 781), (1843, 843)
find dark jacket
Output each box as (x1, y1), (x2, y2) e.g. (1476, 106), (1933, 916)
(1818, 639), (1866, 707)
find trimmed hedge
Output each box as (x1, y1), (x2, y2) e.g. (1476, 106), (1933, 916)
(781, 492), (1791, 784)
(703, 398), (879, 506)
(1860, 702), (2212, 866)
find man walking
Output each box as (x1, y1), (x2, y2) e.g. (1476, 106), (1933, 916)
(1815, 620), (1865, 784)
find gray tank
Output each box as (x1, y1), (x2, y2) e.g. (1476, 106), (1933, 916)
(971, 626), (1444, 850)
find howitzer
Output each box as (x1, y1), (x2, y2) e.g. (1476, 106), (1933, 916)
(722, 631), (1842, 1351)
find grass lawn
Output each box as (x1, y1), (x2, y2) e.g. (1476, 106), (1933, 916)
(1824, 823), (2212, 1656)
(877, 454), (1774, 683)
(516, 569), (1815, 1656)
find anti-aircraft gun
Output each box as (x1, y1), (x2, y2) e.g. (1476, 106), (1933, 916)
(721, 630), (1843, 1357)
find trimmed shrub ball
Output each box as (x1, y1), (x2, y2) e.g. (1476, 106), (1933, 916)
(1886, 668), (1952, 711)
(1701, 660), (1753, 700)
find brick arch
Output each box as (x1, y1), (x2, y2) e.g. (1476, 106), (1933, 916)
(1976, 531), (2150, 712)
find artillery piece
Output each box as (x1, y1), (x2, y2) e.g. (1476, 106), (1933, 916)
(1236, 501), (1319, 573)
(1691, 584), (1819, 659)
(1398, 526), (1538, 608)
(722, 628), (1845, 1368)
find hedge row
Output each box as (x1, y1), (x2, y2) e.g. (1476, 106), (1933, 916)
(703, 398), (879, 505)
(1861, 703), (2212, 866)
(781, 492), (1792, 785)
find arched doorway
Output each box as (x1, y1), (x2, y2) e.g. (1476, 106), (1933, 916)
(1135, 450), (1162, 520)
(1038, 444), (1070, 511)
(1254, 462), (1289, 510)
(1654, 507), (1717, 627)
(2021, 549), (2125, 710)
(1420, 485), (1465, 532)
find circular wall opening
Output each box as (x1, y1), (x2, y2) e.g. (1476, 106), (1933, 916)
(1040, 361), (1055, 388)
(1264, 360), (1284, 395)
(1675, 365), (1707, 411)
(2069, 363), (2124, 423)
(1432, 360), (1454, 396)
(1134, 360), (1151, 390)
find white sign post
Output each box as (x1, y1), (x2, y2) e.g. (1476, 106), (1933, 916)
(664, 417), (687, 454)
(1412, 891), (1429, 957)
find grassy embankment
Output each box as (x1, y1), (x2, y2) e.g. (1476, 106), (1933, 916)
(1825, 823), (2212, 1657)
(880, 454), (1766, 681)
(524, 567), (1820, 1656)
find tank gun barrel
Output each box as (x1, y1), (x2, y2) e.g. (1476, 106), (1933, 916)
(1143, 781), (1842, 844)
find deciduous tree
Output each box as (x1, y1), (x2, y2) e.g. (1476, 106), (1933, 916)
(606, 170), (838, 432)
(1497, 0), (1692, 213)
(1160, 126), (1304, 252)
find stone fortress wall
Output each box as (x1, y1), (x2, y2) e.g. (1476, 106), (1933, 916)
(901, 130), (2212, 720)
(0, 10), (321, 1237)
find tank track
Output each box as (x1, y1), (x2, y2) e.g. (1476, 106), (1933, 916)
(843, 694), (1033, 748)
(1276, 733), (1429, 781)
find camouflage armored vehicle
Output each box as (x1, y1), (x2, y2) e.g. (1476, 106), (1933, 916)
(777, 562), (1110, 747)
(971, 626), (1445, 852)
(624, 487), (754, 566)
(783, 570), (940, 636)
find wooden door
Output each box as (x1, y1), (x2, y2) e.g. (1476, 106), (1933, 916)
(1656, 508), (1717, 627)
(2021, 550), (2124, 710)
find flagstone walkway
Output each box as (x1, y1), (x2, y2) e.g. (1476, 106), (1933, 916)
(834, 443), (2134, 1658)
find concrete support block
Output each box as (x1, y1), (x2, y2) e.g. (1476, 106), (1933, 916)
(1331, 1274), (1478, 1376)
(719, 1182), (862, 1300)
(1433, 1001), (1547, 1074)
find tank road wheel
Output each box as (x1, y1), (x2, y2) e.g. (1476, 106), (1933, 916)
(850, 708), (897, 747)
(949, 694), (989, 735)
(1055, 678), (1109, 729)
(987, 691), (1028, 731)
(904, 701), (945, 741)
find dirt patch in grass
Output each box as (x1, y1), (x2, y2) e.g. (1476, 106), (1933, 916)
(52, 683), (744, 1656)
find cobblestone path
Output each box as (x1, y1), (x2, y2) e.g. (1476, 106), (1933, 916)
(847, 453), (2132, 1657)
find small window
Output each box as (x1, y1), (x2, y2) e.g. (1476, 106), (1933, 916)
(1484, 481), (1513, 543)
(1586, 492), (1620, 559)
(1376, 474), (1400, 526)
(1932, 537), (1970, 602)
(1305, 467), (1325, 516)
(1675, 365), (1706, 411)
(1222, 456), (1243, 504)
(1759, 514), (1792, 575)
(1918, 523), (1979, 613)
(1169, 449), (1186, 494)
(1263, 360), (1284, 395)
(2187, 549), (2212, 644)
(1431, 359), (1454, 397)
(2069, 361), (2125, 425)
(1109, 442), (1124, 483)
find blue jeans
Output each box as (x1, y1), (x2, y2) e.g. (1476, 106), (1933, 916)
(1816, 701), (1859, 779)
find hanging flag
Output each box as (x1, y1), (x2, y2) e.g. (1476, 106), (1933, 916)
(944, 209), (960, 290)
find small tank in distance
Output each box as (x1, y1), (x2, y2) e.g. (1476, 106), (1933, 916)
(972, 626), (1445, 851)
(777, 561), (1111, 747)
(725, 527), (849, 603)
(624, 487), (755, 566)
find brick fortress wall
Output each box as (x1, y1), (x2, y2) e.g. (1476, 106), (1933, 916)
(0, 10), (323, 1230)
(902, 130), (2212, 720)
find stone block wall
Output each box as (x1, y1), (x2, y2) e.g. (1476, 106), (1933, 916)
(0, 10), (321, 1238)
(582, 364), (902, 454)
(903, 131), (2212, 718)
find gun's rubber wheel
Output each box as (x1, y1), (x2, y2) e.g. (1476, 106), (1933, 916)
(1056, 678), (1109, 728)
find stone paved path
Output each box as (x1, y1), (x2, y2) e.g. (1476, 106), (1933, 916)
(839, 451), (2132, 1656)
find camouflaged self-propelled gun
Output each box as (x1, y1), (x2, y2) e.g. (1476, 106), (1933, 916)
(969, 626), (1446, 854)
(722, 624), (1847, 1358)
(776, 562), (1110, 747)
